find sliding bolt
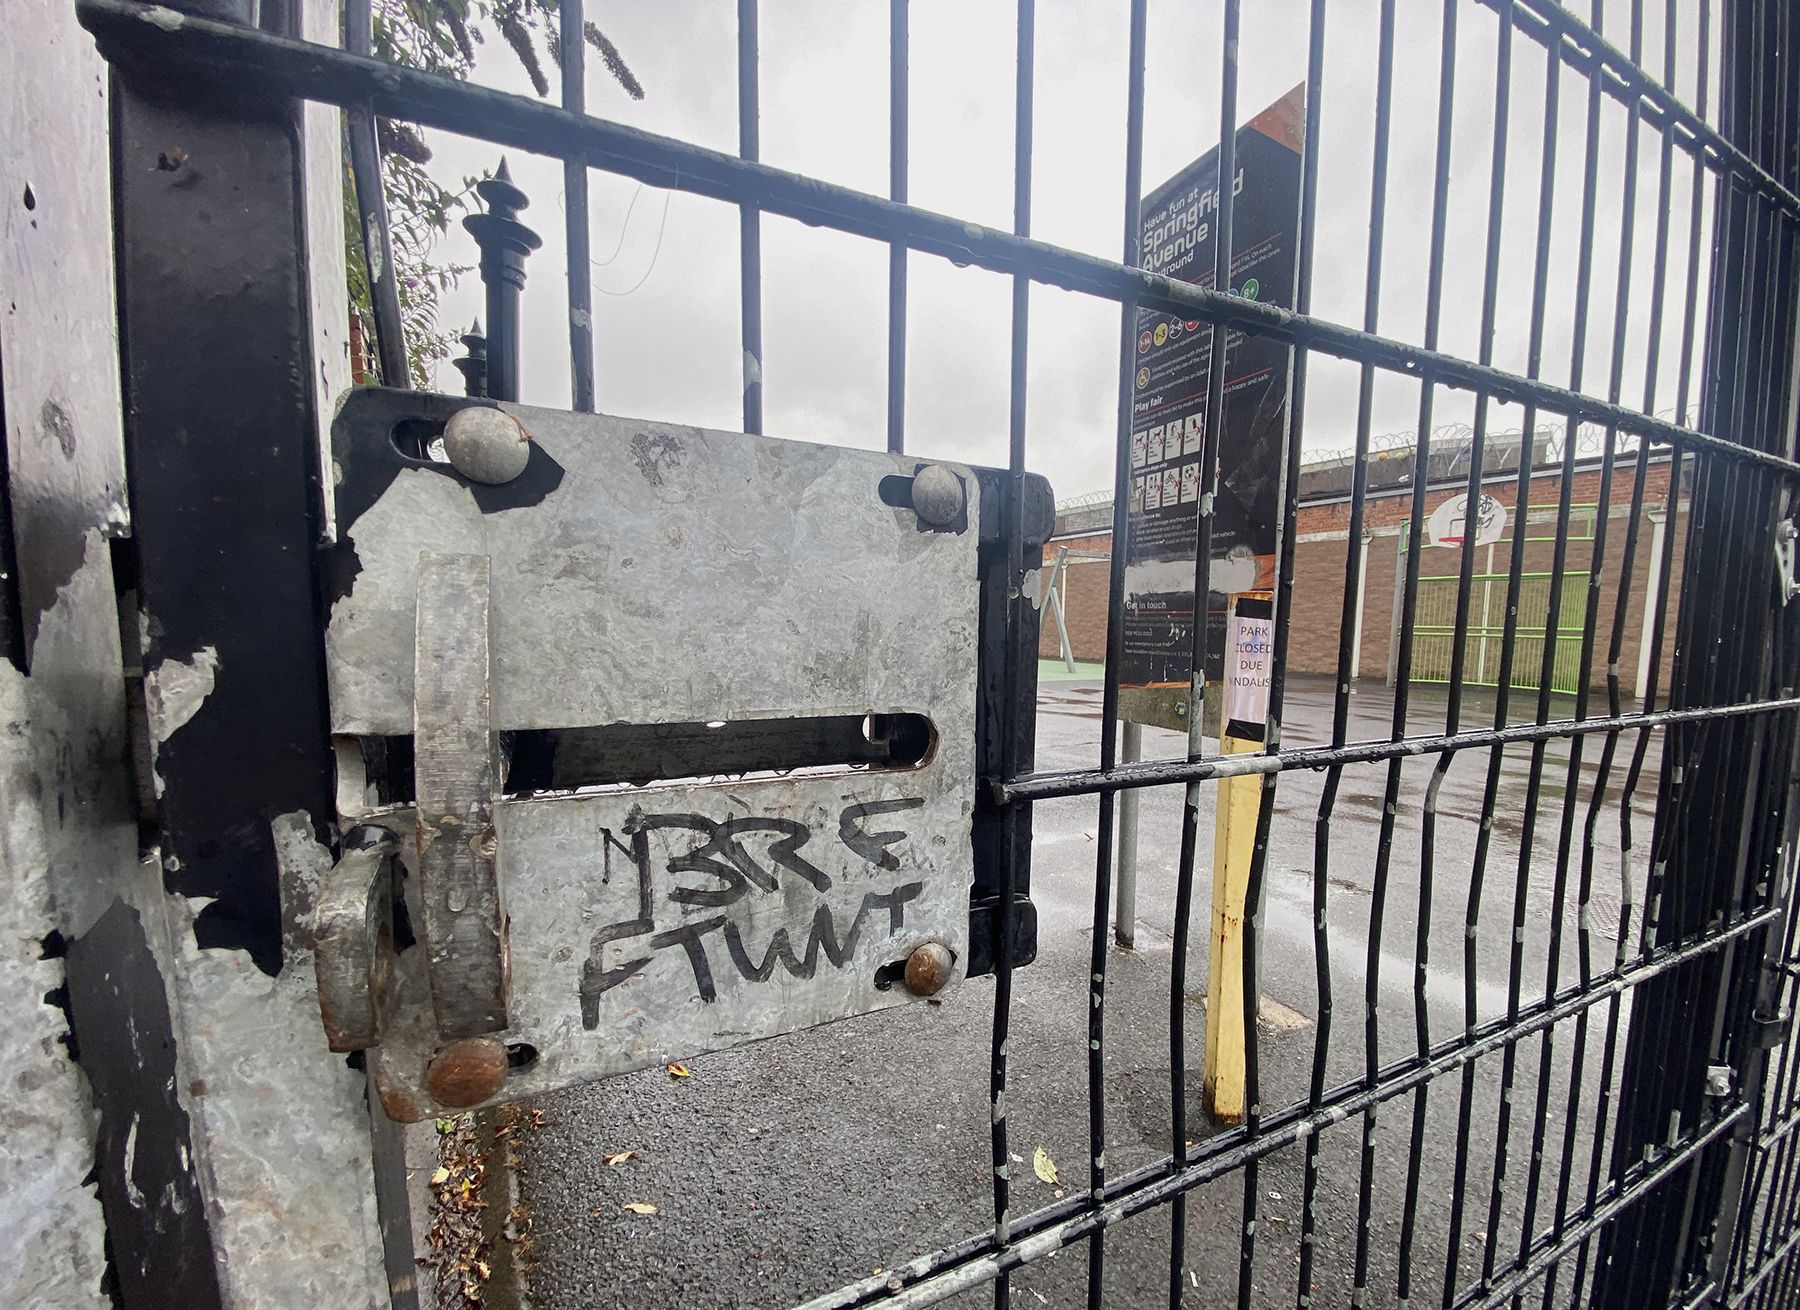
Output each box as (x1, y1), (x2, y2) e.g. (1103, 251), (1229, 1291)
(911, 465), (964, 527)
(904, 942), (954, 996)
(442, 406), (531, 485)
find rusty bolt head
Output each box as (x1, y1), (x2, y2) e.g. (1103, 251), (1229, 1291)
(425, 1036), (510, 1108)
(903, 942), (955, 997)
(442, 406), (531, 485)
(910, 465), (964, 527)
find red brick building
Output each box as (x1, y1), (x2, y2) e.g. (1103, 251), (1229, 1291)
(1039, 436), (1689, 698)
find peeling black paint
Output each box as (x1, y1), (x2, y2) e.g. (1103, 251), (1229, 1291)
(113, 78), (336, 978)
(64, 899), (222, 1310)
(42, 398), (78, 461)
(12, 486), (92, 672)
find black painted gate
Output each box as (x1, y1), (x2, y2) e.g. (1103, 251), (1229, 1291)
(38, 0), (1800, 1307)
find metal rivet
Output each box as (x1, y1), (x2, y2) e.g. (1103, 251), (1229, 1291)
(903, 942), (954, 996)
(910, 465), (964, 527)
(424, 1036), (509, 1108)
(441, 406), (531, 485)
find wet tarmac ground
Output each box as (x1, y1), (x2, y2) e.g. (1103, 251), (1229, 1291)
(511, 675), (1664, 1308)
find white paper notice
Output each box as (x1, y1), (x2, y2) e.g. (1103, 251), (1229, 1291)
(1224, 610), (1274, 728)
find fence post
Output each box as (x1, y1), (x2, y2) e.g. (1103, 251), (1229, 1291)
(453, 320), (490, 399)
(464, 161), (541, 404)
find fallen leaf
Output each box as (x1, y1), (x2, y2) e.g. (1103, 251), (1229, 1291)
(435, 1118), (454, 1134)
(622, 1202), (659, 1216)
(605, 1150), (637, 1166)
(1032, 1146), (1059, 1185)
(667, 1062), (691, 1079)
(474, 1260), (491, 1280)
(430, 1167), (450, 1187)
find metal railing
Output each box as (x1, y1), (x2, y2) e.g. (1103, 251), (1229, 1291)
(73, 2), (1800, 1308)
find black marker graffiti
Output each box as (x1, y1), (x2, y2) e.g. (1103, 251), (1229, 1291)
(838, 797), (926, 870)
(578, 800), (928, 1027)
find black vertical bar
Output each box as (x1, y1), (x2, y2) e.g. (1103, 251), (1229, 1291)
(1306, 2), (1395, 1304)
(1437, 3), (1525, 1299)
(1340, 3), (1398, 1303)
(1584, 15), (1720, 1295)
(1440, 35), (1555, 1295)
(1233, 6), (1327, 1305)
(1532, 8), (1645, 1299)
(343, 0), (408, 386)
(886, 0), (907, 454)
(989, 5), (1033, 1307)
(1478, 0), (1606, 1283)
(738, 0), (763, 434)
(1169, 5), (1238, 1303)
(1442, 28), (1557, 1295)
(1560, 8), (1679, 1297)
(1085, 1), (1146, 1303)
(1621, 0), (1712, 974)
(1285, 6), (1331, 1307)
(561, 0), (595, 413)
(1390, 4), (1465, 1303)
(1603, 160), (1742, 1310)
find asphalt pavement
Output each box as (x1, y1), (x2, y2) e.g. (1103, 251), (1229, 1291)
(509, 674), (1661, 1309)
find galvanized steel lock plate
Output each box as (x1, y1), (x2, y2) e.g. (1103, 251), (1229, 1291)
(318, 389), (1043, 1119)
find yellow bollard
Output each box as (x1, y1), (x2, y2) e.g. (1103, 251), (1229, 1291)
(1202, 592), (1273, 1124)
(1202, 736), (1261, 1123)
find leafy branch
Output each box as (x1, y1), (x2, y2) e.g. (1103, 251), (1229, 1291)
(345, 0), (644, 386)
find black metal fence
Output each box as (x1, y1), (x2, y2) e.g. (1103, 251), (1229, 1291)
(74, 0), (1800, 1307)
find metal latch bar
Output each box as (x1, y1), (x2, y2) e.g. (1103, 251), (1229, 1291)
(413, 552), (511, 1038)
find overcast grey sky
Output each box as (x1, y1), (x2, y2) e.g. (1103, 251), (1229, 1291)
(424, 0), (1721, 502)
